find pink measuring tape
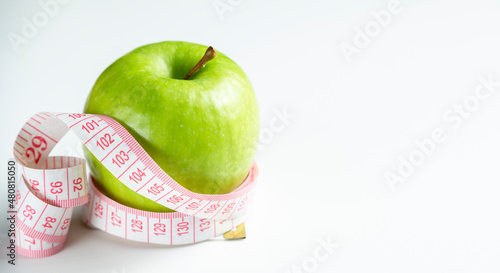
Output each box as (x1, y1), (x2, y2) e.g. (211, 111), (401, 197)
(12, 112), (258, 258)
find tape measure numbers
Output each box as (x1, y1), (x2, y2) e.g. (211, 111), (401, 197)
(13, 112), (258, 257)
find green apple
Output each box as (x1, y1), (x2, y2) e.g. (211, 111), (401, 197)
(83, 41), (259, 212)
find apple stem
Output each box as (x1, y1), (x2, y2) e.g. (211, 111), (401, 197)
(183, 46), (217, 80)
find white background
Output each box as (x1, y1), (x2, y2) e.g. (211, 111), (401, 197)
(1, 0), (500, 272)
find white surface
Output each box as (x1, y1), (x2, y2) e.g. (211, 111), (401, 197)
(1, 0), (500, 272)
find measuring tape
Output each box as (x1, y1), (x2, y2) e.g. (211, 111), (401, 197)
(12, 112), (258, 258)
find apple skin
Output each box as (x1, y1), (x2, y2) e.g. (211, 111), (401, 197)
(83, 41), (259, 212)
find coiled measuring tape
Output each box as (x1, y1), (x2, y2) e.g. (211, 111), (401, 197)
(12, 112), (258, 258)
